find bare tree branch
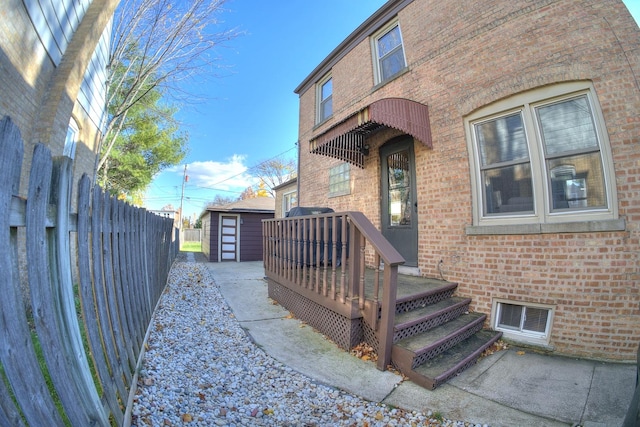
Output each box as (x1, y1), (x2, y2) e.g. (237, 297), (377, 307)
(96, 0), (239, 176)
(252, 157), (297, 198)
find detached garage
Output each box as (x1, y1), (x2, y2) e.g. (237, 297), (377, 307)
(200, 198), (275, 262)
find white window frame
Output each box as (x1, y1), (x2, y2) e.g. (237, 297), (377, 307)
(328, 162), (351, 197)
(283, 190), (297, 215)
(316, 74), (333, 124)
(465, 81), (618, 230)
(492, 299), (554, 346)
(371, 19), (407, 85)
(64, 117), (79, 159)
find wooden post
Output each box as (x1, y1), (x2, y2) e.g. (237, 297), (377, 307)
(377, 265), (399, 371)
(347, 218), (361, 302)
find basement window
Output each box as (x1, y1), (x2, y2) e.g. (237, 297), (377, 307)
(493, 300), (554, 346)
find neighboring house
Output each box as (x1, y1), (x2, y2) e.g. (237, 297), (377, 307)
(149, 207), (180, 229)
(1, 0), (117, 293)
(201, 198), (275, 262)
(292, 0), (640, 362)
(1, 0), (116, 197)
(273, 177), (298, 218)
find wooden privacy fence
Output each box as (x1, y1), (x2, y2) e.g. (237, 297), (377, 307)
(0, 117), (179, 426)
(182, 228), (201, 243)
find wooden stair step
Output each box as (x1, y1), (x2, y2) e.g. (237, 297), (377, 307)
(393, 312), (486, 369)
(393, 297), (471, 341)
(403, 329), (503, 390)
(395, 281), (458, 308)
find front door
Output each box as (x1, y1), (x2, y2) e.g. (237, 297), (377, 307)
(380, 137), (418, 267)
(220, 215), (239, 262)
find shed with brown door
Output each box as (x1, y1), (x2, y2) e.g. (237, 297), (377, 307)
(200, 198), (275, 262)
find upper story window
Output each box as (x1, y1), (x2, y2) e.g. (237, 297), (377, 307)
(372, 21), (406, 84)
(465, 82), (618, 229)
(317, 74), (333, 124)
(329, 162), (350, 197)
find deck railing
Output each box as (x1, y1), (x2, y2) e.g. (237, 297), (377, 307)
(263, 211), (404, 370)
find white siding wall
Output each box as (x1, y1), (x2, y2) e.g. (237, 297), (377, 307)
(23, 0), (109, 130)
(77, 23), (110, 131)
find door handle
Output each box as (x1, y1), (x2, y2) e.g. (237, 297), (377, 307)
(414, 202), (418, 213)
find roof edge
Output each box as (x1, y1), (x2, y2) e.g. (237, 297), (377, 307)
(294, 0), (414, 95)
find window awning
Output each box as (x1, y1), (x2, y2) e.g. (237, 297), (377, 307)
(309, 98), (432, 168)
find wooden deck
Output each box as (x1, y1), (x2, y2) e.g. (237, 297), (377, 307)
(263, 212), (501, 389)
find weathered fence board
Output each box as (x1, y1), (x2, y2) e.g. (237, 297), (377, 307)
(182, 228), (201, 242)
(0, 117), (66, 426)
(0, 115), (178, 426)
(27, 143), (98, 426)
(77, 174), (124, 424)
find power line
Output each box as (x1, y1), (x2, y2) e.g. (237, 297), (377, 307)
(190, 144), (297, 191)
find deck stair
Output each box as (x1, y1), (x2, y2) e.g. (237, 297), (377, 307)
(389, 279), (502, 390)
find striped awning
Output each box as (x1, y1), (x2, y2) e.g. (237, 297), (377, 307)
(309, 98), (432, 168)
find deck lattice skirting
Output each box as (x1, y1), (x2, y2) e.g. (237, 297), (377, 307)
(267, 279), (364, 350)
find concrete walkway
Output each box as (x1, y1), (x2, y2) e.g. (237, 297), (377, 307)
(201, 259), (636, 427)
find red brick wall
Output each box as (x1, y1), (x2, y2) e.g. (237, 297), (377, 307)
(296, 0), (640, 360)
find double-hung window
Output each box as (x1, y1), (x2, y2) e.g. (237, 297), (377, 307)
(372, 21), (406, 84)
(317, 74), (333, 124)
(466, 82), (617, 229)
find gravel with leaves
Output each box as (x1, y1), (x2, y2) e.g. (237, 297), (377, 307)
(131, 254), (489, 426)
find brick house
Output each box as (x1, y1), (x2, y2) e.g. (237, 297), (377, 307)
(293, 0), (640, 361)
(1, 0), (116, 198)
(2, 0), (117, 295)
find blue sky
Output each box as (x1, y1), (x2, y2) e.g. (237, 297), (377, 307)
(143, 0), (640, 221)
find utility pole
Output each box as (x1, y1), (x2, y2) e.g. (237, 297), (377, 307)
(179, 164), (187, 230)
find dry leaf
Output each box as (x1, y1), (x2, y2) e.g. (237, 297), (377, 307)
(350, 342), (378, 362)
(181, 413), (192, 422)
(516, 350), (526, 356)
(480, 339), (510, 358)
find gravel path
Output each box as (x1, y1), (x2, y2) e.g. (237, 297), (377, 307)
(131, 254), (489, 426)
